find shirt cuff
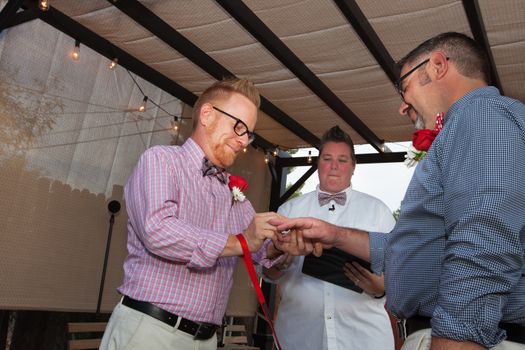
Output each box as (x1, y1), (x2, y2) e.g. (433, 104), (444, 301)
(369, 231), (387, 275)
(256, 239), (287, 269)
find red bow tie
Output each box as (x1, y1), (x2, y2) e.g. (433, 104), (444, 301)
(318, 191), (346, 206)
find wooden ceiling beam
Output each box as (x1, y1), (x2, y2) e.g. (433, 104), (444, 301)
(276, 152), (406, 167)
(333, 0), (399, 84)
(462, 0), (503, 92)
(0, 0), (32, 33)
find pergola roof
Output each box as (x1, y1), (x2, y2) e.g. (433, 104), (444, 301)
(3, 0), (524, 162)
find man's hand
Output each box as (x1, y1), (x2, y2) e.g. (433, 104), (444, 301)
(273, 229), (314, 256)
(269, 217), (371, 261)
(270, 217), (339, 250)
(243, 212), (281, 252)
(344, 262), (384, 297)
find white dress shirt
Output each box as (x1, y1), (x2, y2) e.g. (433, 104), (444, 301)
(274, 185), (396, 350)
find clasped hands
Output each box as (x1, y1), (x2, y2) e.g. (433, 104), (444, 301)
(244, 213), (335, 257)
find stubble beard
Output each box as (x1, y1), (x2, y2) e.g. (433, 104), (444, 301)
(213, 142), (237, 168)
(205, 120), (237, 168)
(414, 113), (426, 130)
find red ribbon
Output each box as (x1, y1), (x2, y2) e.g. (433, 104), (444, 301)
(236, 234), (282, 350)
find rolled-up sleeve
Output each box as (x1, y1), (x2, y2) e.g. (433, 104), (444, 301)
(369, 232), (388, 275)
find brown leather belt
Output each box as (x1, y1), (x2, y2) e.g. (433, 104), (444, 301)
(122, 295), (218, 340)
(403, 315), (525, 344)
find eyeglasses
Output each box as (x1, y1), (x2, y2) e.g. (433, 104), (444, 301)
(212, 106), (255, 144)
(394, 56), (449, 102)
(394, 58), (430, 102)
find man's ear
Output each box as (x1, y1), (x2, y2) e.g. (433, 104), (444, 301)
(430, 51), (449, 80)
(199, 103), (214, 127)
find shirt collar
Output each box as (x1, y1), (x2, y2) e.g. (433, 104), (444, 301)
(184, 137), (230, 181)
(445, 86), (499, 124)
(182, 137), (206, 172)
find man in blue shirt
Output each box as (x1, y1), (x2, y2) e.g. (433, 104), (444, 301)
(273, 32), (525, 349)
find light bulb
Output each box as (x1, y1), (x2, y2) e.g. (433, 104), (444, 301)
(109, 58), (118, 69)
(264, 153), (269, 164)
(138, 96), (148, 112)
(243, 147), (247, 153)
(71, 40), (80, 61)
(307, 150), (312, 164)
(272, 148), (278, 157)
(39, 0), (49, 11)
(172, 119), (179, 131)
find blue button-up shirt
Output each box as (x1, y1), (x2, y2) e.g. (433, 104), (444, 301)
(370, 87), (525, 347)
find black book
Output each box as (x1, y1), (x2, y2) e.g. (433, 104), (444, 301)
(301, 247), (372, 293)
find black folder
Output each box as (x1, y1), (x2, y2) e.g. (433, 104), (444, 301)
(301, 247), (372, 293)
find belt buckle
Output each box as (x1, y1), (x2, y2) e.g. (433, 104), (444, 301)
(193, 323), (212, 340)
(396, 319), (407, 340)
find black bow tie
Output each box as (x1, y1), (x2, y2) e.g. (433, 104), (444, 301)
(202, 158), (227, 184)
(318, 191), (346, 206)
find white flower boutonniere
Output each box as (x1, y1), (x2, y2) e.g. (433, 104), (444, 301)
(231, 187), (246, 202)
(404, 145), (427, 168)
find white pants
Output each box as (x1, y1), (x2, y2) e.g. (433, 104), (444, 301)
(402, 329), (525, 350)
(99, 301), (217, 350)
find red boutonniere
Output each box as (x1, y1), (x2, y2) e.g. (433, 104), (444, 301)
(412, 129), (439, 151)
(404, 112), (444, 168)
(228, 175), (248, 203)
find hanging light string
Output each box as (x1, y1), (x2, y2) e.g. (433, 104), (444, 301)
(125, 69), (187, 124)
(61, 39), (304, 162)
(126, 68), (282, 161)
(125, 68), (287, 160)
(124, 61), (298, 161)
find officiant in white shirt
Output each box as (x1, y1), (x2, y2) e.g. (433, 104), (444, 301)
(264, 125), (396, 350)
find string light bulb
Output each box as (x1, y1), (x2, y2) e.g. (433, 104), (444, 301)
(71, 40), (80, 61)
(171, 115), (179, 131)
(307, 150), (312, 164)
(109, 58), (118, 70)
(264, 152), (269, 164)
(39, 0), (50, 11)
(138, 96), (148, 112)
(243, 147), (247, 153)
(272, 147), (279, 157)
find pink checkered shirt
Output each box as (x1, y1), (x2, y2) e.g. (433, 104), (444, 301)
(118, 138), (272, 325)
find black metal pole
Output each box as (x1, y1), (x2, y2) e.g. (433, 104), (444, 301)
(0, 310), (9, 350)
(96, 200), (120, 317)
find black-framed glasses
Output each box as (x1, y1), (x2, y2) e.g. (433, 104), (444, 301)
(394, 58), (430, 102)
(212, 106), (255, 144)
(394, 57), (449, 102)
